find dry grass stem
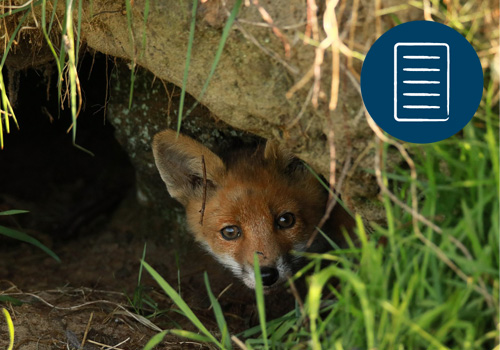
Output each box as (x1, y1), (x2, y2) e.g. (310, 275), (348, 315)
(231, 335), (248, 350)
(0, 0), (34, 10)
(311, 0), (340, 108)
(288, 277), (305, 314)
(5, 291), (163, 332)
(207, 283), (233, 311)
(347, 0), (360, 81)
(423, 0), (434, 21)
(86, 338), (129, 350)
(80, 311), (94, 350)
(375, 0), (382, 37)
(323, 0), (340, 111)
(305, 0), (319, 43)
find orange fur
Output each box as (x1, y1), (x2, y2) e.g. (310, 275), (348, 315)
(152, 129), (354, 289)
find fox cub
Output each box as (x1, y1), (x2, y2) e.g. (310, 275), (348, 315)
(152, 130), (354, 290)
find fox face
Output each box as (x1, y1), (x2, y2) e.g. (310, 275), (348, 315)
(152, 130), (353, 290)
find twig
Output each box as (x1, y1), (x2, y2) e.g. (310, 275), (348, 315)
(286, 83), (314, 130)
(251, 0), (291, 58)
(207, 283), (233, 311)
(236, 18), (306, 30)
(199, 155), (207, 226)
(233, 21), (299, 74)
(285, 66), (314, 99)
(307, 112), (353, 248)
(287, 277), (304, 314)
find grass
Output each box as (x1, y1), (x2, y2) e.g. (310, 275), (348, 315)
(0, 210), (60, 263)
(177, 0), (242, 134)
(2, 307), (14, 350)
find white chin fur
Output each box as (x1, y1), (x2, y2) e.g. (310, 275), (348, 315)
(198, 242), (295, 290)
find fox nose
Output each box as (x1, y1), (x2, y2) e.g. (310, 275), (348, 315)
(260, 267), (279, 286)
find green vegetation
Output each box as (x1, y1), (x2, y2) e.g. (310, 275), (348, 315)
(0, 210), (60, 262)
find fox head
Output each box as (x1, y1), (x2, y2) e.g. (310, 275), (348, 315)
(152, 130), (353, 290)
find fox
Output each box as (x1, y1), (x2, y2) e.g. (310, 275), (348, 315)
(152, 129), (355, 290)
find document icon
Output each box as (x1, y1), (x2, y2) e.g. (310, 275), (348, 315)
(394, 43), (450, 122)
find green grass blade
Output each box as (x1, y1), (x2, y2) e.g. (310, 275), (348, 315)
(143, 330), (168, 350)
(0, 225), (60, 263)
(204, 272), (232, 349)
(0, 210), (29, 216)
(2, 308), (14, 350)
(41, 0), (64, 90)
(138, 242), (147, 285)
(380, 301), (451, 350)
(64, 0), (93, 156)
(176, 0), (198, 135)
(170, 329), (213, 343)
(253, 254), (269, 350)
(0, 296), (23, 306)
(75, 0), (83, 65)
(141, 260), (222, 347)
(48, 0), (59, 33)
(140, 0), (151, 59)
(124, 0), (136, 109)
(180, 0), (242, 128)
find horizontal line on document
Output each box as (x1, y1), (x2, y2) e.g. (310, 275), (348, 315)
(403, 68), (441, 71)
(403, 56), (440, 59)
(403, 93), (441, 96)
(403, 105), (441, 109)
(403, 80), (440, 84)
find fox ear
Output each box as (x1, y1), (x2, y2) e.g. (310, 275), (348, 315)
(263, 140), (294, 168)
(263, 140), (304, 173)
(152, 130), (225, 206)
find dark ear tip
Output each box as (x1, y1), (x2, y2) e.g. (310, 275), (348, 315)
(284, 157), (306, 174)
(152, 129), (180, 155)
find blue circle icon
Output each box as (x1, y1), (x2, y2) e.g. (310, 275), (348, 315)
(361, 21), (483, 144)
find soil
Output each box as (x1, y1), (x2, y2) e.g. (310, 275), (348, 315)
(0, 55), (301, 349)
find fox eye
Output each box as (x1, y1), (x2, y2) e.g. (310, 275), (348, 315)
(220, 226), (242, 241)
(276, 212), (295, 229)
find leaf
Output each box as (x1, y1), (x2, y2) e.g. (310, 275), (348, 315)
(0, 225), (60, 263)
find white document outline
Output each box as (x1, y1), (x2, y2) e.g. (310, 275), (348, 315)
(394, 43), (450, 122)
